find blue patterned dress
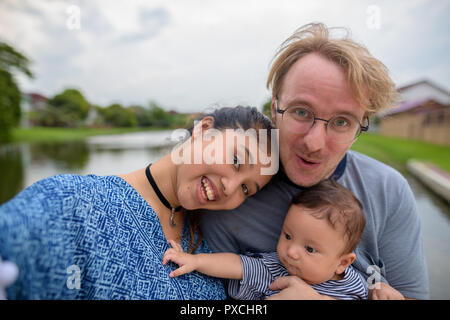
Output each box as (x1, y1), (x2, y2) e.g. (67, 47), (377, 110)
(0, 174), (226, 300)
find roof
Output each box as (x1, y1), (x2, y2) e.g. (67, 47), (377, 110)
(397, 79), (450, 96)
(27, 92), (48, 102)
(383, 98), (447, 116)
(384, 97), (430, 116)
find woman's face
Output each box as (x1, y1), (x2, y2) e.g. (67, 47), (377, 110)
(174, 118), (273, 210)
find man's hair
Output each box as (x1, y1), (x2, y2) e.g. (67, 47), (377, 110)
(267, 22), (398, 116)
(290, 179), (366, 255)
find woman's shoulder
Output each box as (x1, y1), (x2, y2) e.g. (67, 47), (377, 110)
(1, 174), (131, 213)
(18, 174), (100, 201)
(25, 174), (129, 195)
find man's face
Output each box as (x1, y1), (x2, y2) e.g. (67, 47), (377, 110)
(271, 53), (366, 187)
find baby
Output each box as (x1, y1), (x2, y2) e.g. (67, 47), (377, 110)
(163, 179), (368, 299)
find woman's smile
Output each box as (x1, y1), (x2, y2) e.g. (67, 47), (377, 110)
(198, 176), (220, 204)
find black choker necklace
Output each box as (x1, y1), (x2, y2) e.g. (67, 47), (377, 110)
(145, 164), (182, 227)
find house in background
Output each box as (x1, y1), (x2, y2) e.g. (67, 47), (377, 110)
(20, 92), (48, 127)
(379, 79), (450, 145)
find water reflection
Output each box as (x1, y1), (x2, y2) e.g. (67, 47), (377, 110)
(409, 175), (450, 222)
(0, 145), (24, 204)
(407, 176), (450, 299)
(29, 141), (90, 170)
(0, 130), (176, 204)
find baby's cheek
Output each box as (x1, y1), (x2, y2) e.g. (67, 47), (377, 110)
(301, 262), (333, 285)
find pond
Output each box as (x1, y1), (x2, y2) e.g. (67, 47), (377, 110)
(0, 130), (449, 299)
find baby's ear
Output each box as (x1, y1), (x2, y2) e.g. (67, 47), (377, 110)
(335, 252), (356, 276)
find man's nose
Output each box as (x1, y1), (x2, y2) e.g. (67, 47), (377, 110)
(302, 121), (327, 152)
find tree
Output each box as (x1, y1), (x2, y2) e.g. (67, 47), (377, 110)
(43, 88), (91, 127)
(148, 101), (171, 127)
(129, 105), (152, 127)
(0, 42), (33, 142)
(101, 103), (137, 127)
(262, 97), (272, 119)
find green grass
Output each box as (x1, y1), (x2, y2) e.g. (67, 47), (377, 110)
(351, 133), (450, 173)
(10, 126), (165, 143)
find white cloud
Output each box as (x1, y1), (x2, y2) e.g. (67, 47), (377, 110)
(1, 0), (448, 112)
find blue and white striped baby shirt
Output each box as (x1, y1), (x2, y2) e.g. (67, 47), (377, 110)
(228, 252), (368, 300)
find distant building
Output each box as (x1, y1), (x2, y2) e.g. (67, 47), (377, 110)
(185, 112), (204, 120)
(379, 79), (450, 145)
(20, 93), (48, 127)
(84, 107), (100, 127)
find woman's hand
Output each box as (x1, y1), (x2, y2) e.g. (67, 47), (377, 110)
(369, 282), (405, 300)
(0, 256), (19, 300)
(162, 240), (199, 278)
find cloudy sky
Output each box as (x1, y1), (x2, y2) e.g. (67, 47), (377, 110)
(1, 0), (449, 112)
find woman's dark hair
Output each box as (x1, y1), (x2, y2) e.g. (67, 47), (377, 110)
(186, 105), (274, 253)
(290, 179), (366, 254)
(187, 105), (273, 134)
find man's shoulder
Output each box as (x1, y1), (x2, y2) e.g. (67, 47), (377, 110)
(341, 151), (414, 210)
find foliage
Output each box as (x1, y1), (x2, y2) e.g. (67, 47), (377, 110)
(0, 42), (33, 142)
(32, 88), (91, 127)
(100, 103), (138, 127)
(0, 70), (21, 138)
(148, 102), (171, 127)
(262, 97), (272, 119)
(94, 101), (190, 129)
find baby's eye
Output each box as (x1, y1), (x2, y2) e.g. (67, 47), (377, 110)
(305, 246), (316, 254)
(241, 184), (249, 196)
(284, 233), (291, 240)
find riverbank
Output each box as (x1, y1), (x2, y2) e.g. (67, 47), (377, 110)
(407, 160), (450, 203)
(10, 126), (168, 143)
(351, 133), (450, 174)
(10, 129), (450, 174)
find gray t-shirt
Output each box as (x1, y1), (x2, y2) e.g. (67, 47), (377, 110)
(200, 150), (429, 299)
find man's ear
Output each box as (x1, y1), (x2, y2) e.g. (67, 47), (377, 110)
(335, 252), (356, 276)
(270, 97), (277, 125)
(192, 116), (215, 139)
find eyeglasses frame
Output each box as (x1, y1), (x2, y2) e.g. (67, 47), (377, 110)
(274, 99), (369, 143)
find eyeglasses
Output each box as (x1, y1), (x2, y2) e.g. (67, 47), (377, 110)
(275, 99), (369, 144)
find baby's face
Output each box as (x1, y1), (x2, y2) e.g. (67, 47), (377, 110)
(276, 205), (349, 285)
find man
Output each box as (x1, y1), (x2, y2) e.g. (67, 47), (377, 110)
(200, 23), (429, 300)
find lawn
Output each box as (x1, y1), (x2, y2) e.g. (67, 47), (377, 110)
(11, 126), (163, 143)
(351, 133), (450, 173)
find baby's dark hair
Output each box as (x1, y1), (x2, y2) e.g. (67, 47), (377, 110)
(290, 179), (366, 254)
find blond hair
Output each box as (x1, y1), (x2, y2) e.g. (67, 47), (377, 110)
(267, 23), (398, 116)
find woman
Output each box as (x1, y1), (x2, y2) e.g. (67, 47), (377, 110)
(0, 106), (274, 299)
